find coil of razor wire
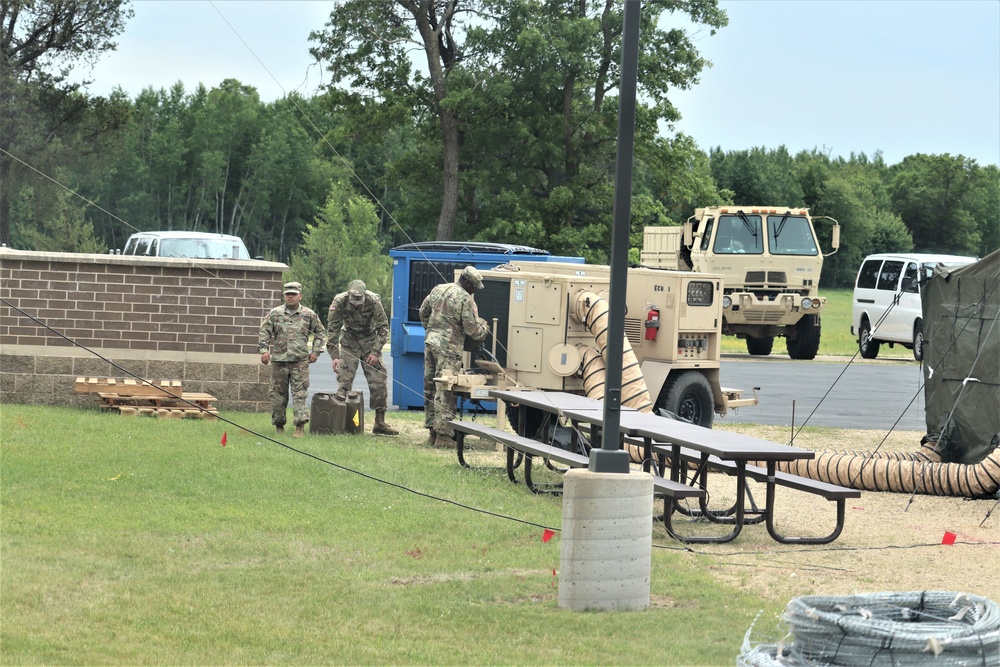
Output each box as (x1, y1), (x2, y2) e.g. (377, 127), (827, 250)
(738, 591), (1000, 666)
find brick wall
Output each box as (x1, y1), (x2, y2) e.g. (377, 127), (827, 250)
(0, 248), (290, 411)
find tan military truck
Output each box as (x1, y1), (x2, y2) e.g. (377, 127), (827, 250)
(641, 206), (840, 359)
(438, 260), (756, 429)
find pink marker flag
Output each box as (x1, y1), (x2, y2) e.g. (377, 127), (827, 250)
(221, 431), (227, 446)
(542, 529), (555, 542)
(941, 531), (957, 545)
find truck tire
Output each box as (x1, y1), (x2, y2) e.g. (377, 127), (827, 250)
(786, 314), (821, 360)
(913, 319), (924, 362)
(858, 317), (880, 359)
(659, 371), (714, 428)
(746, 335), (774, 356)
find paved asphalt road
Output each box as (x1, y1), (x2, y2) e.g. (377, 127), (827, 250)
(307, 351), (929, 433)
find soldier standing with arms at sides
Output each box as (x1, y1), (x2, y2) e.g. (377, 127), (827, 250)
(327, 279), (398, 436)
(258, 281), (326, 437)
(419, 266), (489, 447)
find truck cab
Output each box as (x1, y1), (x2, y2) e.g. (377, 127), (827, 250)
(642, 206), (840, 359)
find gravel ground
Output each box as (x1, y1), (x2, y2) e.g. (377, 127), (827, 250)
(414, 418), (999, 605)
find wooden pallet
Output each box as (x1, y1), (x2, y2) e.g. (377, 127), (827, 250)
(77, 377), (218, 419)
(116, 406), (219, 420)
(75, 377), (183, 397)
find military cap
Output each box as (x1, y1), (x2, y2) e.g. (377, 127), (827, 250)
(348, 279), (367, 305)
(460, 266), (484, 290)
(283, 281), (302, 294)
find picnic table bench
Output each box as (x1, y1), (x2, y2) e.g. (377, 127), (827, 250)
(449, 420), (705, 506)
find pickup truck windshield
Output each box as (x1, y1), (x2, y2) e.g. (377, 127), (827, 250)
(159, 238), (250, 259)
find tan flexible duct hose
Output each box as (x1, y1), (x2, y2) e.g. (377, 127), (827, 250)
(579, 345), (608, 400)
(576, 345), (646, 464)
(572, 291), (654, 412)
(765, 437), (999, 498)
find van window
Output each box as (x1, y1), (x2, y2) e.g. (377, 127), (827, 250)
(134, 237), (152, 255)
(876, 260), (905, 290)
(902, 262), (919, 293)
(857, 259), (882, 289)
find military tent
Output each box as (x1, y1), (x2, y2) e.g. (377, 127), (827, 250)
(921, 249), (1000, 464)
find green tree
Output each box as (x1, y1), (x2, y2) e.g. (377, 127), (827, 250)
(310, 0), (476, 242)
(888, 154), (985, 255)
(12, 185), (105, 252)
(709, 146), (805, 206)
(0, 0), (132, 246)
(813, 171), (911, 287)
(311, 0), (728, 253)
(287, 180), (392, 323)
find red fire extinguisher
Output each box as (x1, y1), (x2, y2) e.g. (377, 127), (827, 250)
(644, 307), (660, 341)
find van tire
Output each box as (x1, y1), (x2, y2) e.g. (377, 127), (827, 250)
(659, 371), (714, 428)
(786, 314), (821, 360)
(746, 335), (774, 356)
(913, 320), (924, 362)
(859, 318), (880, 359)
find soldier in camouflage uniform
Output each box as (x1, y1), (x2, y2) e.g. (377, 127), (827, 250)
(258, 281), (326, 437)
(419, 266), (489, 447)
(327, 279), (398, 436)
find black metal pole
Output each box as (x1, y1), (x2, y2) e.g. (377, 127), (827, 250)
(590, 0), (641, 474)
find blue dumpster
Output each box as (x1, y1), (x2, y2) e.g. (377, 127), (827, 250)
(389, 242), (584, 410)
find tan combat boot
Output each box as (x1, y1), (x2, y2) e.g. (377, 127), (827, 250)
(372, 410), (399, 436)
(435, 433), (456, 450)
(293, 425), (305, 438)
(425, 428), (437, 447)
(275, 425), (284, 434)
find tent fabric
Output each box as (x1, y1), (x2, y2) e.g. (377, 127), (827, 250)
(921, 249), (1000, 464)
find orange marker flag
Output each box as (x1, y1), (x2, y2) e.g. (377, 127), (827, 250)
(542, 529), (555, 542)
(221, 431), (227, 446)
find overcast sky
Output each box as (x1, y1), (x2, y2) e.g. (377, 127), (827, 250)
(71, 0), (1000, 167)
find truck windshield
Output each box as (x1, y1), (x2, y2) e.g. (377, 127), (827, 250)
(160, 238), (249, 259)
(713, 214), (763, 255)
(767, 215), (818, 256)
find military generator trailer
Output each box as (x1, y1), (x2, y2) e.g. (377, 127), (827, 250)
(641, 206), (840, 360)
(439, 261), (757, 430)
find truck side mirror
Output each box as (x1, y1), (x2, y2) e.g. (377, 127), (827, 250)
(683, 222), (693, 248)
(831, 223), (840, 250)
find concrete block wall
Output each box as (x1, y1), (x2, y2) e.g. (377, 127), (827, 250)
(0, 248), (290, 411)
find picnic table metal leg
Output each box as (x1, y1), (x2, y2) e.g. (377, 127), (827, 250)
(456, 431), (470, 468)
(764, 462), (848, 544)
(506, 445), (520, 484)
(662, 449), (744, 544)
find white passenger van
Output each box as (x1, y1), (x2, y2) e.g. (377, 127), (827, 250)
(122, 231), (250, 260)
(852, 253), (977, 360)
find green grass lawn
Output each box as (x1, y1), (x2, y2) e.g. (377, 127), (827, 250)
(2, 405), (781, 665)
(720, 288), (916, 359)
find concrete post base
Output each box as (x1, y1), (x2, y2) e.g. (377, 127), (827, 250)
(557, 468), (653, 611)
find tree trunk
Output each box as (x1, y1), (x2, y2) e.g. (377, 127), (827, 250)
(436, 108), (460, 241)
(408, 1), (460, 241)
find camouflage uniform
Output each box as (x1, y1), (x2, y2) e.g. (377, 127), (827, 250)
(419, 275), (488, 441)
(258, 291), (326, 428)
(326, 284), (389, 409)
